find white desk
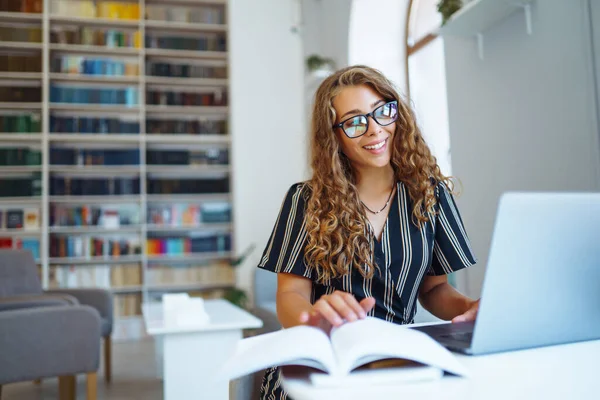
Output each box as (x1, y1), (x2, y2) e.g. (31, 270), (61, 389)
(142, 299), (263, 400)
(282, 338), (600, 400)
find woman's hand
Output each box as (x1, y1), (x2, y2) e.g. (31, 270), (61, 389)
(452, 299), (480, 323)
(299, 291), (376, 330)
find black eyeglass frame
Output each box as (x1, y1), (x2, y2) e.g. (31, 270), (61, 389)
(332, 100), (399, 139)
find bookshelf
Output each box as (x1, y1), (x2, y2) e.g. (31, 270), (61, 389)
(0, 0), (235, 340)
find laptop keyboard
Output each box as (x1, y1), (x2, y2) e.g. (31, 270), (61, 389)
(440, 331), (473, 343)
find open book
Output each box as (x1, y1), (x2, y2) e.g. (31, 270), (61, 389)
(221, 317), (468, 386)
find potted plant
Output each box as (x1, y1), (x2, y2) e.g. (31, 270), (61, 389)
(437, 0), (463, 25)
(222, 244), (256, 309)
(306, 54), (335, 77)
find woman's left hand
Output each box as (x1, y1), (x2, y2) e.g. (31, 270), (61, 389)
(452, 299), (480, 323)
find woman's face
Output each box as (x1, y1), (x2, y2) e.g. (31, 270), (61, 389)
(332, 84), (396, 171)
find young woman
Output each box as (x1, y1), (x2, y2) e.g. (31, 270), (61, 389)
(257, 65), (479, 399)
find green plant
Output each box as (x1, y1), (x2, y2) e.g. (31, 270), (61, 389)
(437, 0), (463, 25)
(306, 54), (335, 72)
(224, 287), (249, 309)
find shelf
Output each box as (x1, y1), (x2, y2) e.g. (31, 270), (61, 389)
(50, 43), (140, 56)
(0, 11), (42, 23)
(145, 20), (227, 33)
(49, 134), (140, 143)
(146, 251), (232, 263)
(145, 165), (229, 175)
(0, 134), (42, 141)
(50, 104), (140, 113)
(0, 166), (41, 173)
(49, 255), (142, 265)
(49, 225), (142, 234)
(146, 223), (232, 232)
(0, 197), (41, 204)
(0, 72), (42, 80)
(145, 76), (228, 87)
(50, 15), (140, 29)
(145, 0), (227, 5)
(146, 193), (230, 203)
(0, 41), (42, 50)
(49, 195), (141, 204)
(0, 229), (41, 236)
(49, 73), (140, 85)
(144, 48), (227, 60)
(49, 165), (141, 175)
(145, 105), (228, 115)
(0, 102), (42, 110)
(440, 0), (534, 60)
(145, 134), (230, 145)
(111, 285), (144, 294)
(146, 282), (234, 292)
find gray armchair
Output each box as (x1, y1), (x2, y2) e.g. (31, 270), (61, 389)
(0, 305), (101, 400)
(0, 249), (114, 383)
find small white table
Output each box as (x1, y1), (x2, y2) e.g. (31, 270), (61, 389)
(282, 337), (600, 399)
(142, 299), (263, 400)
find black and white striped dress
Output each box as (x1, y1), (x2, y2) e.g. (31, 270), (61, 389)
(257, 180), (476, 399)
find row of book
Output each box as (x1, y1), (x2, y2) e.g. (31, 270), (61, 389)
(147, 62), (227, 79)
(50, 85), (139, 106)
(0, 55), (42, 73)
(147, 177), (229, 195)
(0, 114), (41, 133)
(146, 118), (227, 135)
(147, 89), (227, 107)
(53, 56), (140, 77)
(0, 148), (42, 166)
(51, 204), (140, 227)
(146, 233), (231, 255)
(148, 202), (231, 226)
(50, 148), (140, 166)
(50, 0), (141, 20)
(1, 0), (42, 13)
(0, 207), (40, 230)
(0, 27), (42, 43)
(50, 115), (139, 134)
(0, 87), (41, 103)
(0, 237), (40, 259)
(114, 293), (141, 317)
(0, 174), (41, 197)
(146, 262), (235, 286)
(50, 264), (143, 289)
(145, 33), (226, 52)
(147, 149), (229, 166)
(50, 235), (141, 258)
(146, 5), (225, 25)
(50, 177), (140, 196)
(51, 28), (141, 49)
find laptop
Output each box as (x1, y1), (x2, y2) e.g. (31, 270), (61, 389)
(412, 192), (600, 355)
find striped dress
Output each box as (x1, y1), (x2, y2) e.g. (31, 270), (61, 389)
(257, 180), (476, 399)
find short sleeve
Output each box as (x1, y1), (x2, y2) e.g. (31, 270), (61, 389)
(257, 183), (313, 279)
(428, 182), (477, 276)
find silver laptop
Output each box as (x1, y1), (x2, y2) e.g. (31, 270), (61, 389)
(413, 192), (600, 355)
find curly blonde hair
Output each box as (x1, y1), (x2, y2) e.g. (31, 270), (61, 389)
(304, 65), (452, 283)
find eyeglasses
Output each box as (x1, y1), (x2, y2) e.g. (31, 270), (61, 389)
(333, 100), (398, 139)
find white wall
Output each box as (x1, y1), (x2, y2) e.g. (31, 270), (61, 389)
(229, 0), (308, 300)
(443, 0), (600, 298)
(349, 0), (408, 92)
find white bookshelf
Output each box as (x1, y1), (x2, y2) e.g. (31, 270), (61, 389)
(0, 0), (234, 340)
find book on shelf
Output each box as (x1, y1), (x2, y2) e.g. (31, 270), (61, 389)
(0, 173), (41, 197)
(51, 264), (111, 289)
(52, 55), (140, 77)
(0, 148), (42, 166)
(50, 235), (141, 258)
(114, 293), (141, 317)
(146, 261), (234, 286)
(0, 237), (40, 259)
(50, 114), (140, 134)
(0, 208), (40, 230)
(50, 148), (140, 166)
(0, 113), (41, 133)
(50, 0), (140, 20)
(221, 317), (468, 387)
(50, 176), (140, 196)
(111, 264), (142, 287)
(50, 204), (140, 227)
(145, 4), (225, 25)
(146, 232), (231, 256)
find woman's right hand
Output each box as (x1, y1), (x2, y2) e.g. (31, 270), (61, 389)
(299, 291), (376, 330)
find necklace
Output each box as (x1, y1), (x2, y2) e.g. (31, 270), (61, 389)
(361, 185), (395, 215)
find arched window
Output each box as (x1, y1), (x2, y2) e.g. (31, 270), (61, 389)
(406, 0), (452, 177)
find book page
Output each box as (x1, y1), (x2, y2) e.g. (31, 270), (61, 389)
(330, 318), (469, 377)
(219, 325), (338, 380)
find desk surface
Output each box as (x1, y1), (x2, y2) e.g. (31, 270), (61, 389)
(142, 299), (263, 335)
(283, 337), (600, 400)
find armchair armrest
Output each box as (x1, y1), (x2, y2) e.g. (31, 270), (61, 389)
(45, 288), (113, 324)
(0, 305), (101, 384)
(0, 294), (76, 312)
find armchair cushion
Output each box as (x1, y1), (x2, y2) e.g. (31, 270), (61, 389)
(0, 305), (101, 384)
(46, 288), (113, 336)
(0, 294), (75, 312)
